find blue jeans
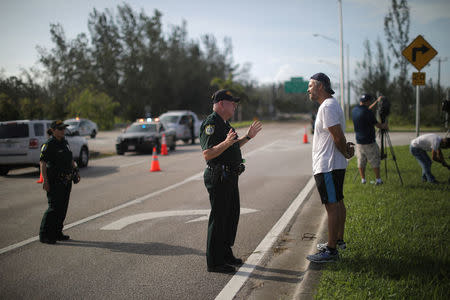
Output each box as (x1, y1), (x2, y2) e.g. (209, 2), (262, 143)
(409, 145), (436, 182)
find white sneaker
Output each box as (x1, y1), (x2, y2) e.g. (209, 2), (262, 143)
(317, 240), (347, 252)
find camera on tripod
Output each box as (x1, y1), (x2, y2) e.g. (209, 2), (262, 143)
(377, 96), (391, 123)
(442, 100), (450, 114)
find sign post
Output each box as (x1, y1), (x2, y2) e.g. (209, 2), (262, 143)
(402, 35), (437, 136)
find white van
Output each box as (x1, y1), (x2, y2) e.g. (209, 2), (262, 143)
(0, 120), (89, 175)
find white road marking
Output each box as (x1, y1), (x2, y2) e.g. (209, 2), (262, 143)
(0, 140), (278, 255)
(215, 176), (316, 300)
(101, 208), (259, 230)
(119, 159), (147, 168)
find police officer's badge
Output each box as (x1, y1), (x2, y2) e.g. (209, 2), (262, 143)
(205, 125), (215, 135)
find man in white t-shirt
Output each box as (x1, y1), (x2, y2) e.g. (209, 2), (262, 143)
(306, 73), (355, 263)
(410, 134), (449, 183)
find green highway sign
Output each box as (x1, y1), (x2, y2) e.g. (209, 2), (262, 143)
(284, 77), (308, 94)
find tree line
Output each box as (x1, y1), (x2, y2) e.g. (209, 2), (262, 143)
(0, 3), (312, 129)
(1, 1), (447, 129)
(353, 0), (448, 127)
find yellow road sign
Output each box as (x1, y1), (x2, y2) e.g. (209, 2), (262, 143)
(402, 35), (437, 71)
(412, 72), (425, 86)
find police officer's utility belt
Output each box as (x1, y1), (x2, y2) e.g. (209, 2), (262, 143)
(207, 163), (245, 176)
(53, 170), (73, 185)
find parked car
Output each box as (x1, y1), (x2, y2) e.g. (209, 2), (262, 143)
(64, 118), (98, 138)
(115, 120), (176, 155)
(0, 120), (89, 175)
(158, 110), (202, 143)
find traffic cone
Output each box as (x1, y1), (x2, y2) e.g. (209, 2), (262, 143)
(36, 172), (44, 183)
(303, 126), (309, 144)
(160, 134), (168, 155)
(150, 147), (161, 172)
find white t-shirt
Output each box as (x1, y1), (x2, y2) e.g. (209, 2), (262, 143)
(410, 133), (441, 151)
(312, 97), (348, 175)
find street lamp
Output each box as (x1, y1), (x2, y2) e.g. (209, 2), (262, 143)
(313, 31), (350, 120)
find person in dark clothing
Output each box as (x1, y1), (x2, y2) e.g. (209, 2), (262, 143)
(39, 120), (80, 244)
(200, 89), (262, 273)
(188, 115), (196, 144)
(351, 94), (388, 185)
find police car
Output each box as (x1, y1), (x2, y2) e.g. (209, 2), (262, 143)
(64, 118), (98, 138)
(115, 119), (176, 155)
(158, 110), (202, 143)
(0, 120), (89, 175)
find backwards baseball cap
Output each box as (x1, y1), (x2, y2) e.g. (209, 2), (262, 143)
(310, 72), (335, 95)
(211, 89), (240, 103)
(360, 94), (373, 103)
(51, 120), (69, 130)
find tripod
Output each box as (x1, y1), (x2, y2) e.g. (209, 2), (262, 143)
(379, 129), (403, 185)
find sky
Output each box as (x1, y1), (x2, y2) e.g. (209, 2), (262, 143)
(1, 0), (449, 104)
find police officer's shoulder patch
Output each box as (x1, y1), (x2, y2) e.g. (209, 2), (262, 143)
(205, 125), (215, 135)
(41, 143), (47, 152)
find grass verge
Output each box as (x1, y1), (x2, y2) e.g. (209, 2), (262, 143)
(315, 145), (450, 299)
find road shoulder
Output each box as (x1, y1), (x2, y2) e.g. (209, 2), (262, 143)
(235, 189), (327, 300)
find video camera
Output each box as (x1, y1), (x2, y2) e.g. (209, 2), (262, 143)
(442, 99), (450, 114)
(377, 96), (390, 123)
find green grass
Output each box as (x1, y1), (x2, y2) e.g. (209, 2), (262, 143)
(344, 119), (443, 133)
(315, 145), (450, 299)
(230, 120), (256, 128)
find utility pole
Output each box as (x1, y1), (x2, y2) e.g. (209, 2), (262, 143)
(346, 44), (350, 119)
(437, 57), (448, 113)
(338, 0), (345, 120)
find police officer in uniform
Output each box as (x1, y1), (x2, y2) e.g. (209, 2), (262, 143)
(200, 89), (262, 273)
(39, 120), (80, 244)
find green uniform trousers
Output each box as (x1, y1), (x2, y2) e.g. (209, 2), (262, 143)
(204, 167), (240, 268)
(40, 180), (72, 239)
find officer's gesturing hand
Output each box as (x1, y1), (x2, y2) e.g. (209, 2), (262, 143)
(246, 121), (262, 139)
(238, 120), (262, 147)
(226, 128), (238, 145)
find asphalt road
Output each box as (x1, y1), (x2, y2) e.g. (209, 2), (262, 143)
(0, 122), (316, 299)
(0, 123), (428, 299)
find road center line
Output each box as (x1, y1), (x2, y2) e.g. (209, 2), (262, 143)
(0, 140), (279, 256)
(215, 176), (316, 300)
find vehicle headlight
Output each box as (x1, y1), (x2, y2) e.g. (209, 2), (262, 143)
(116, 137), (123, 143)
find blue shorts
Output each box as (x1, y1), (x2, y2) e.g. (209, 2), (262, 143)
(314, 169), (346, 204)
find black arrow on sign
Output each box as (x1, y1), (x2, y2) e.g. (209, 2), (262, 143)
(412, 44), (429, 62)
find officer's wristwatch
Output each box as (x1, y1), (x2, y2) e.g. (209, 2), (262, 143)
(245, 135), (251, 140)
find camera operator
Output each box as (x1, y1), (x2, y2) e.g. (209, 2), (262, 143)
(410, 134), (450, 184)
(351, 94), (388, 185)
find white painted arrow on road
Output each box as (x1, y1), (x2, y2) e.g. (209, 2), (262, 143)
(101, 208), (259, 230)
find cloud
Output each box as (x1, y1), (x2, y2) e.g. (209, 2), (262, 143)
(409, 1), (450, 24)
(273, 64), (297, 83)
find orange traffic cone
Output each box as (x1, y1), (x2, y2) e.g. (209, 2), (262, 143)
(160, 133), (168, 155)
(36, 171), (44, 183)
(303, 126), (309, 144)
(150, 147), (161, 172)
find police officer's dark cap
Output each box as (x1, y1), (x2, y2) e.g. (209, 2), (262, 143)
(51, 120), (69, 130)
(360, 94), (373, 103)
(211, 89), (240, 103)
(310, 72), (335, 95)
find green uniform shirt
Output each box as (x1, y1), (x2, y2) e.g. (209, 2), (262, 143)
(200, 112), (242, 166)
(40, 136), (73, 175)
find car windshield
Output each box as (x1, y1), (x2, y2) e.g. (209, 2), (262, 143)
(0, 123), (29, 138)
(126, 124), (157, 133)
(65, 121), (80, 126)
(159, 115), (179, 123)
